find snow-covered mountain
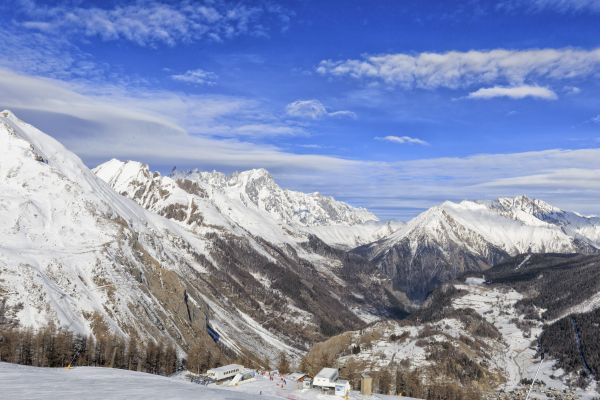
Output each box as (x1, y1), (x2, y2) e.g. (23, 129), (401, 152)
(490, 195), (600, 246)
(0, 110), (218, 348)
(6, 109), (600, 373)
(361, 196), (600, 299)
(93, 159), (398, 249)
(176, 167), (377, 227)
(0, 110), (398, 364)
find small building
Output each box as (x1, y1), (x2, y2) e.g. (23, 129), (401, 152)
(360, 373), (372, 395)
(302, 378), (312, 389)
(206, 364), (244, 381)
(313, 368), (339, 389)
(335, 379), (351, 397)
(288, 372), (308, 382)
(228, 370), (256, 386)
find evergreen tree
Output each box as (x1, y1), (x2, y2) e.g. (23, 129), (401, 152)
(262, 354), (271, 370)
(378, 369), (392, 394)
(277, 352), (290, 374)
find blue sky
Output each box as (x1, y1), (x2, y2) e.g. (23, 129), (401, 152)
(2, 0), (600, 219)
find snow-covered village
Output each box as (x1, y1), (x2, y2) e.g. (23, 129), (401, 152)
(2, 1), (600, 399)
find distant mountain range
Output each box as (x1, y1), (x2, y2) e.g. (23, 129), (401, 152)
(359, 196), (600, 299)
(3, 109), (600, 364)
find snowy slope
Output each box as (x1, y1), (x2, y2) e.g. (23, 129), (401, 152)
(0, 362), (420, 400)
(305, 220), (403, 249)
(0, 109), (188, 337)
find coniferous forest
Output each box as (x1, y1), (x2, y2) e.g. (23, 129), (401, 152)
(0, 323), (179, 375)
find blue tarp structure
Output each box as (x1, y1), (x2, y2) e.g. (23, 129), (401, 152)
(206, 322), (220, 343)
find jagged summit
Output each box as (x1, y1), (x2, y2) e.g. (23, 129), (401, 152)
(101, 159), (378, 228)
(493, 195), (561, 216)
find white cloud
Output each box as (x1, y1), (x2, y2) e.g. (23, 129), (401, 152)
(480, 168), (600, 190)
(499, 0), (600, 13)
(317, 48), (600, 89)
(285, 99), (356, 119)
(327, 110), (357, 118)
(0, 66), (307, 145)
(224, 123), (305, 137)
(171, 69), (218, 86)
(14, 0), (291, 47)
(467, 85), (558, 100)
(375, 135), (429, 145)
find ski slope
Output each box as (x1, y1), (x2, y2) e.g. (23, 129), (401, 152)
(0, 362), (419, 400)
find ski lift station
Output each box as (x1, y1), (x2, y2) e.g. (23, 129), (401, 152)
(312, 368), (339, 389)
(206, 364), (243, 381)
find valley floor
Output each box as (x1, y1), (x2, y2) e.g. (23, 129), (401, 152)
(454, 283), (599, 400)
(0, 362), (418, 400)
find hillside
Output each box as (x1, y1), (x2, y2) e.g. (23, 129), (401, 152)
(303, 255), (600, 399)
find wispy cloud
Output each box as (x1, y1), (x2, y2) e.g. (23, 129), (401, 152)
(480, 168), (600, 190)
(498, 0), (600, 14)
(285, 99), (356, 119)
(563, 85), (581, 94)
(586, 114), (600, 124)
(222, 123), (306, 138)
(0, 67), (306, 146)
(375, 135), (429, 145)
(12, 0), (292, 47)
(467, 85), (558, 100)
(317, 48), (600, 89)
(171, 69), (218, 86)
(0, 26), (97, 80)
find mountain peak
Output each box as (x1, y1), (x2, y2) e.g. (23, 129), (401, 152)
(93, 159), (152, 190)
(1, 109), (16, 119)
(496, 195), (561, 215)
(234, 167), (275, 186)
(242, 167), (270, 177)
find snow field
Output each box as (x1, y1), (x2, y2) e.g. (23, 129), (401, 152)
(0, 362), (420, 400)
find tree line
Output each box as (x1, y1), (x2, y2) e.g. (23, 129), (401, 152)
(0, 323), (179, 375)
